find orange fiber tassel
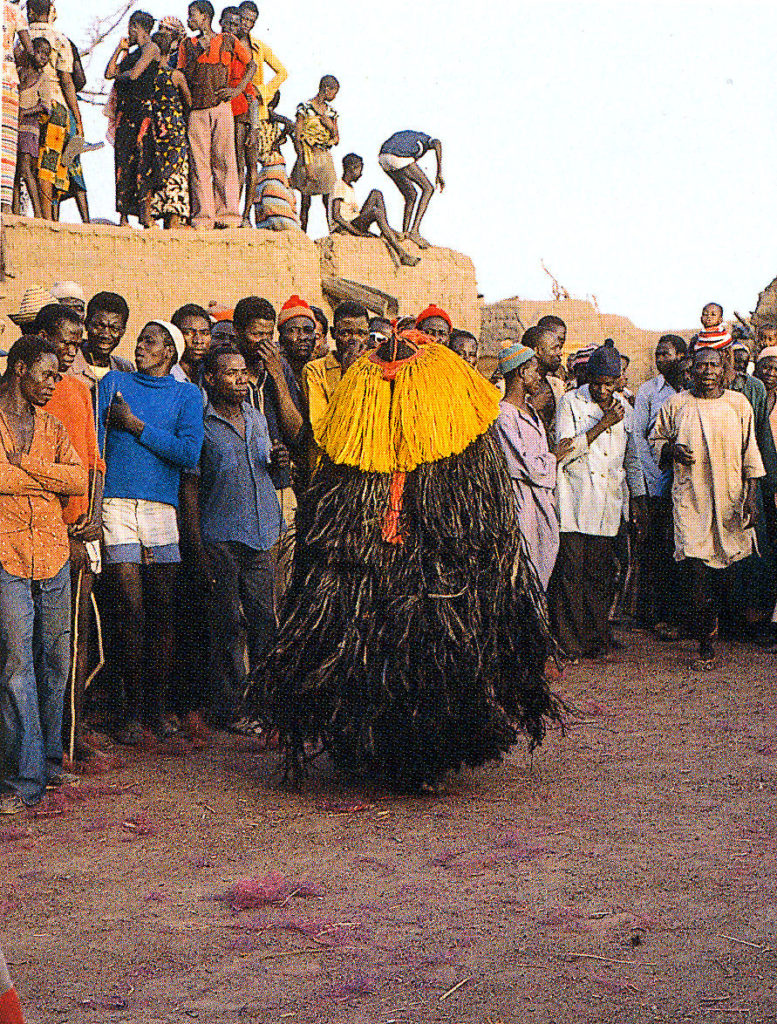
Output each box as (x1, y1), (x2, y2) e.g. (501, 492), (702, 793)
(381, 471), (406, 545)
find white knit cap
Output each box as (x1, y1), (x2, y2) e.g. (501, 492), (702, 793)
(146, 319), (186, 360)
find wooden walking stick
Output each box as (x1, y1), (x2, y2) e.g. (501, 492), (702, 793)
(67, 391), (113, 763)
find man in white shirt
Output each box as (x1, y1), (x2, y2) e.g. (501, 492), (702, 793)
(548, 339), (647, 661)
(329, 153), (419, 267)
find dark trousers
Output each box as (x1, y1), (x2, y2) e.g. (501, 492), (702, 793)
(681, 558), (734, 644)
(636, 496), (679, 626)
(548, 532), (618, 659)
(174, 558), (211, 718)
(205, 541), (276, 720)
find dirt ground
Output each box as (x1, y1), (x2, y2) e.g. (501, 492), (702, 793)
(2, 627), (776, 1024)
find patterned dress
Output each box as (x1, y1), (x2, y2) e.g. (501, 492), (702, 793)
(113, 48), (160, 216)
(149, 64), (189, 220)
(288, 98), (336, 196)
(2, 0), (26, 205)
(30, 23), (84, 198)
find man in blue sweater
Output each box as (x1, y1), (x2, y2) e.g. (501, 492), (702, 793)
(98, 320), (204, 746)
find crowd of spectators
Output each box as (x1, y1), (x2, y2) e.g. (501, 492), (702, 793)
(1, 276), (775, 814)
(2, 0), (444, 252)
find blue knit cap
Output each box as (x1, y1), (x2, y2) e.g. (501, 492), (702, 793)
(498, 339), (535, 375)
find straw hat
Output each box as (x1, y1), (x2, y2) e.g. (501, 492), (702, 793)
(9, 286), (55, 326)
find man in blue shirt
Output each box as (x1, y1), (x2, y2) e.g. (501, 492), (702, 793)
(632, 334), (686, 636)
(97, 320), (204, 745)
(188, 344), (286, 720)
(378, 129), (444, 249)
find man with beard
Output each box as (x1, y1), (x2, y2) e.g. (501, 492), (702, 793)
(632, 334), (687, 638)
(0, 337), (86, 813)
(70, 292), (134, 398)
(651, 346), (763, 670)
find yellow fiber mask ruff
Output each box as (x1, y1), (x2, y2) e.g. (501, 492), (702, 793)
(316, 342), (500, 473)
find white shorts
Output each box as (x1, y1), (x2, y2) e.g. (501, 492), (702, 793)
(378, 153), (416, 173)
(102, 498), (180, 565)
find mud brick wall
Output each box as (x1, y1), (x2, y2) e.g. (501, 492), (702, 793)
(0, 218), (482, 360)
(480, 297), (692, 386)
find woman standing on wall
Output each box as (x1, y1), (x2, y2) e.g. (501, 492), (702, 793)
(289, 74), (339, 232)
(148, 27), (191, 228)
(105, 11), (161, 228)
(1, 0), (34, 212)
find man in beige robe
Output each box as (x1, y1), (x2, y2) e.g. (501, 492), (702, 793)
(651, 346), (764, 668)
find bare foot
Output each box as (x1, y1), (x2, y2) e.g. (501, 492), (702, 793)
(407, 231), (431, 249)
(400, 252), (420, 267)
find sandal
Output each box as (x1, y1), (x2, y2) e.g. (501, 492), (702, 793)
(654, 622), (680, 641)
(113, 721), (144, 746)
(227, 715), (265, 737)
(691, 656), (717, 672)
(0, 793), (26, 815)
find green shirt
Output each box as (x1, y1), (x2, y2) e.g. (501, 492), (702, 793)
(729, 373), (777, 490)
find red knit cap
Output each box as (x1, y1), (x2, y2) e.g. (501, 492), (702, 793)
(415, 304), (452, 331)
(278, 294), (315, 327)
(211, 307), (234, 322)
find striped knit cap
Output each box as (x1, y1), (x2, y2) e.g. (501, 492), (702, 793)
(278, 295), (315, 327)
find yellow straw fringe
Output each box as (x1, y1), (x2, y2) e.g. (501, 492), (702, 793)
(316, 343), (500, 473)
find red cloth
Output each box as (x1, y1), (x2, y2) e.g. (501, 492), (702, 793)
(278, 294), (315, 327)
(228, 50), (256, 116)
(177, 33), (253, 110)
(0, 987), (25, 1024)
(415, 304), (452, 331)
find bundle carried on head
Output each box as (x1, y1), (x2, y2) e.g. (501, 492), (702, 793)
(245, 329), (564, 789)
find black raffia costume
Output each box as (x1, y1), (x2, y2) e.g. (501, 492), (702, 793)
(245, 331), (563, 788)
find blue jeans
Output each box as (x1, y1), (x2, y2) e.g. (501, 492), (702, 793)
(0, 561), (71, 805)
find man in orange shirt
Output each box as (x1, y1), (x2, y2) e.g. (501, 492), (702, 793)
(36, 303), (105, 761)
(0, 336), (86, 814)
(178, 0), (256, 228)
(219, 6), (260, 224)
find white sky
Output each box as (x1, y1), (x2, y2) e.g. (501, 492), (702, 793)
(54, 0), (777, 329)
